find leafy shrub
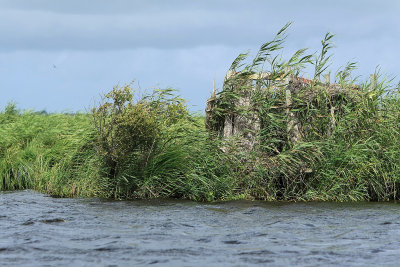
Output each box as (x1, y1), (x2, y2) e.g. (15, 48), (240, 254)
(91, 83), (240, 200)
(92, 82), (189, 196)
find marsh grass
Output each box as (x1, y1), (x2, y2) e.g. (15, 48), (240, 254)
(2, 24), (400, 201)
(0, 105), (106, 197)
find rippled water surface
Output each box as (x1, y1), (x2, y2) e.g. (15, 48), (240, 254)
(2, 190), (400, 266)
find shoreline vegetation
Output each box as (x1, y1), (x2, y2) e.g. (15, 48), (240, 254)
(2, 24), (400, 201)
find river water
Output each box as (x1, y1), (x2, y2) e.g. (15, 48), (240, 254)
(1, 190), (400, 266)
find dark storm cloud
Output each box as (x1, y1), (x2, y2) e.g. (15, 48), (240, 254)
(1, 0), (399, 112)
(1, 0), (398, 51)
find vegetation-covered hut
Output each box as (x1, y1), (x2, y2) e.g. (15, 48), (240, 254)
(206, 70), (365, 152)
(205, 23), (369, 157)
(201, 23), (400, 202)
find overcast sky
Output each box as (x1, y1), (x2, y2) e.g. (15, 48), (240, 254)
(1, 0), (399, 112)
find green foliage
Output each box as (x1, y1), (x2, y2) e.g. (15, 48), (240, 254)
(313, 32), (334, 80)
(4, 101), (18, 115)
(130, 119), (240, 201)
(91, 83), (238, 200)
(1, 101), (19, 123)
(0, 110), (105, 197)
(311, 76), (400, 201)
(2, 24), (400, 202)
(206, 23), (400, 201)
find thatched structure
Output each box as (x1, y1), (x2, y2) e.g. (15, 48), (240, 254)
(206, 71), (365, 152)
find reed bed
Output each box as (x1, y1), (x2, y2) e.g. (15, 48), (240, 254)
(1, 24), (400, 201)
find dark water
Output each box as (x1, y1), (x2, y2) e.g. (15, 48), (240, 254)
(1, 191), (400, 266)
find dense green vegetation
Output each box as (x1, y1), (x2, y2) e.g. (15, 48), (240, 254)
(2, 25), (400, 201)
(0, 102), (104, 197)
(0, 92), (240, 201)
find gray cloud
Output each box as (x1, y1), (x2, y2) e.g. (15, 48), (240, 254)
(1, 0), (399, 112)
(1, 0), (398, 51)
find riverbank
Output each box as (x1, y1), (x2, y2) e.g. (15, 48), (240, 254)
(1, 80), (400, 202)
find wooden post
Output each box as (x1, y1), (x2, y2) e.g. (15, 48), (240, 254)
(212, 76), (216, 97)
(369, 74), (377, 90)
(285, 73), (302, 145)
(324, 72), (335, 137)
(327, 106), (336, 138)
(205, 78), (217, 131)
(223, 115), (234, 137)
(323, 72), (331, 84)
